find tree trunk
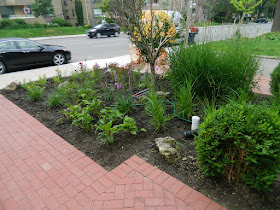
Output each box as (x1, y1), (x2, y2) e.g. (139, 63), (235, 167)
(150, 61), (156, 92)
(271, 0), (280, 32)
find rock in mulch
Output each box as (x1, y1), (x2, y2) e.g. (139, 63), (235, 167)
(155, 136), (181, 163)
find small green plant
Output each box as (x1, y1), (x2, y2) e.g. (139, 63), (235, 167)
(174, 81), (194, 119)
(53, 69), (63, 84)
(36, 74), (47, 87)
(114, 94), (134, 114)
(227, 88), (255, 104)
(46, 92), (67, 108)
(95, 108), (141, 144)
(23, 82), (45, 101)
(195, 103), (280, 191)
(270, 63), (280, 97)
(92, 65), (102, 83)
(59, 97), (102, 132)
(59, 103), (93, 132)
(145, 92), (170, 132)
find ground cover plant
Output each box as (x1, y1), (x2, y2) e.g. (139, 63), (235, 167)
(1, 47), (280, 209)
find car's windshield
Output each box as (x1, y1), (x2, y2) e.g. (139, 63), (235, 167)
(94, 24), (103, 29)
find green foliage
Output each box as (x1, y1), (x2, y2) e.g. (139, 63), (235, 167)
(60, 98), (102, 132)
(53, 69), (63, 84)
(0, 19), (29, 30)
(32, 0), (54, 17)
(75, 0), (84, 26)
(195, 103), (280, 191)
(95, 108), (140, 144)
(52, 17), (72, 27)
(167, 42), (259, 102)
(145, 92), (170, 132)
(22, 82), (45, 101)
(47, 92), (67, 107)
(270, 63), (280, 97)
(36, 75), (47, 87)
(230, 0), (263, 15)
(114, 95), (134, 114)
(174, 81), (194, 119)
(265, 32), (280, 40)
(227, 88), (255, 104)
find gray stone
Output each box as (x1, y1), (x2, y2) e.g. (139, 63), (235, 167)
(4, 82), (20, 91)
(155, 136), (181, 163)
(156, 91), (170, 97)
(58, 81), (69, 88)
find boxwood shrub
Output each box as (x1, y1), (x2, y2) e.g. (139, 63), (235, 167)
(270, 63), (280, 97)
(195, 103), (280, 191)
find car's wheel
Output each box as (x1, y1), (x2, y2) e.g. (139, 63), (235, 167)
(0, 61), (6, 74)
(107, 35), (111, 37)
(96, 33), (101, 38)
(89, 36), (93, 38)
(52, 53), (66, 65)
(114, 32), (119, 37)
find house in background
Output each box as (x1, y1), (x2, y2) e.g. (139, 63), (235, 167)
(0, 0), (207, 27)
(0, 0), (64, 24)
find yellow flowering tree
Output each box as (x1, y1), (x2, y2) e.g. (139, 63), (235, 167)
(100, 0), (178, 91)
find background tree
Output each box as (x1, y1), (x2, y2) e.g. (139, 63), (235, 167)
(75, 0), (84, 26)
(100, 0), (178, 91)
(271, 0), (280, 31)
(31, 0), (54, 17)
(254, 0), (274, 18)
(230, 0), (263, 22)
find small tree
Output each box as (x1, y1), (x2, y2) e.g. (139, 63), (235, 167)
(100, 0), (178, 91)
(75, 0), (84, 26)
(31, 0), (54, 17)
(230, 0), (263, 23)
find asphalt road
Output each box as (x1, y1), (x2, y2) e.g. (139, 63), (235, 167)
(36, 23), (273, 63)
(37, 34), (130, 63)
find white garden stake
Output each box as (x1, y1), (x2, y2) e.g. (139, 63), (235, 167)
(191, 116), (200, 130)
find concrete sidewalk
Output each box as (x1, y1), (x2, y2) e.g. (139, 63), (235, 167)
(0, 94), (226, 209)
(0, 54), (278, 95)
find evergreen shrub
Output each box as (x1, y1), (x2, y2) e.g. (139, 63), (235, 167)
(270, 63), (280, 97)
(195, 103), (280, 191)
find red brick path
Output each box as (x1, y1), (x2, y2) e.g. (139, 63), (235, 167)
(0, 94), (225, 209)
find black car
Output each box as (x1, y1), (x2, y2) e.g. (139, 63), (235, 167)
(254, 18), (268, 23)
(86, 23), (120, 38)
(0, 38), (71, 74)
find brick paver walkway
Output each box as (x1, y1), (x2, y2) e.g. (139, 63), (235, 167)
(0, 94), (226, 209)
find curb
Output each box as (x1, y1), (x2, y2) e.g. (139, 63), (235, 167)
(255, 55), (280, 60)
(29, 32), (126, 41)
(29, 34), (86, 41)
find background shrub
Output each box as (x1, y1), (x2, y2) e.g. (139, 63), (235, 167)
(270, 63), (280, 97)
(195, 103), (280, 191)
(51, 17), (72, 27)
(167, 42), (259, 103)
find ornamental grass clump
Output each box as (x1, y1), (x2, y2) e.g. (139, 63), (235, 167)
(145, 92), (171, 132)
(195, 102), (280, 191)
(167, 42), (259, 102)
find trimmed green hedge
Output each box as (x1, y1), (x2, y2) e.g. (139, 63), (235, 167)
(195, 103), (280, 191)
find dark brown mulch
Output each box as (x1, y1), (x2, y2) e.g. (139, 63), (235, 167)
(1, 78), (279, 210)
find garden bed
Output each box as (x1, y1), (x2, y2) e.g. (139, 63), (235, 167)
(1, 67), (279, 210)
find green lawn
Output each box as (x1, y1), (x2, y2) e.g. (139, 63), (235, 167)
(0, 27), (86, 38)
(211, 32), (280, 57)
